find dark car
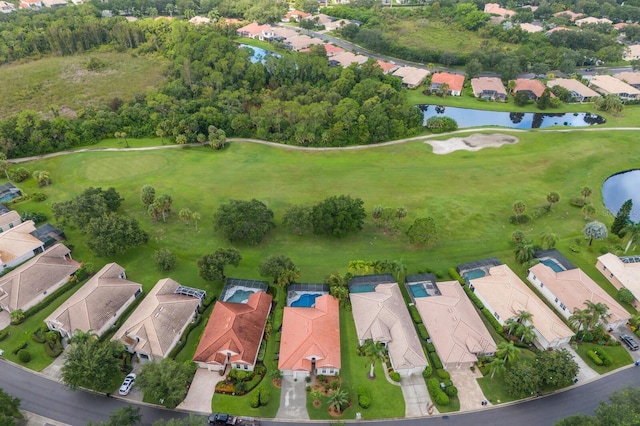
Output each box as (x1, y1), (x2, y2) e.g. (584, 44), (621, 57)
(620, 334), (639, 351)
(208, 413), (235, 425)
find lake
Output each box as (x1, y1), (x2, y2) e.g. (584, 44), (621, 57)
(419, 105), (606, 129)
(602, 170), (640, 222)
(239, 44), (280, 64)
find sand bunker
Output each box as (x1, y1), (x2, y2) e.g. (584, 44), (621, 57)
(426, 133), (519, 155)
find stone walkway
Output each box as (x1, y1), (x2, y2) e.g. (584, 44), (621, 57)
(276, 375), (309, 420)
(178, 369), (225, 413)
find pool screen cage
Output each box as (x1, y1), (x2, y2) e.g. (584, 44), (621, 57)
(347, 274), (396, 291)
(456, 258), (502, 276)
(534, 249), (576, 270)
(220, 278), (269, 301)
(405, 273), (437, 285)
(286, 283), (330, 301)
(622, 256), (640, 264)
(174, 285), (206, 300)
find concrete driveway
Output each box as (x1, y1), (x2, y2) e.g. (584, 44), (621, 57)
(612, 324), (640, 363)
(399, 373), (432, 417)
(275, 376), (309, 420)
(450, 368), (492, 411)
(178, 369), (225, 414)
(559, 343), (598, 383)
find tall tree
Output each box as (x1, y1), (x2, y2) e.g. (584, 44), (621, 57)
(86, 214), (149, 257)
(406, 217), (438, 246)
(584, 301), (611, 330)
(582, 205), (596, 221)
(259, 254), (300, 286)
(152, 194), (173, 222)
(361, 339), (386, 379)
(0, 387), (21, 425)
(581, 186), (592, 201)
(61, 338), (123, 393)
(504, 361), (541, 398)
(514, 240), (535, 264)
(214, 199), (275, 244)
(569, 307), (591, 335)
(141, 185), (156, 207)
(512, 201), (526, 222)
(0, 153), (10, 180)
(541, 228), (558, 249)
(612, 199), (633, 238)
(282, 205), (312, 235)
(52, 187), (123, 231)
(179, 208), (192, 225)
(622, 221), (640, 253)
(87, 406), (142, 426)
(137, 359), (197, 409)
(488, 357), (506, 380)
(546, 191), (560, 208)
(583, 221), (608, 246)
(557, 387), (640, 425)
(538, 349), (579, 388)
(496, 341), (520, 365)
(310, 195), (366, 238)
(198, 248), (242, 282)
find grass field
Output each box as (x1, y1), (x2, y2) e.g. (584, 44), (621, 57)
(0, 52), (168, 117)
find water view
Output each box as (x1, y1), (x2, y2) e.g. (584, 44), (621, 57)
(419, 105), (606, 129)
(602, 170), (640, 222)
(239, 44), (280, 64)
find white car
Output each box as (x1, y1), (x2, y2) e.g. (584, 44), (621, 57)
(119, 373), (136, 396)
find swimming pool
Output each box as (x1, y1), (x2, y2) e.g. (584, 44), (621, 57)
(224, 289), (255, 303)
(464, 269), (485, 281)
(290, 293), (322, 307)
(349, 284), (376, 293)
(409, 284), (428, 298)
(540, 258), (565, 273)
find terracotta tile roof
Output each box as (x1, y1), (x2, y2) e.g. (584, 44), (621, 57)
(45, 263), (142, 337)
(194, 291), (272, 367)
(272, 27), (298, 38)
(350, 281), (428, 372)
(414, 281), (497, 367)
(0, 244), (79, 312)
(470, 265), (573, 345)
(285, 35), (324, 51)
(529, 264), (630, 325)
(470, 77), (507, 96)
(576, 17), (612, 26)
(546, 26), (570, 34)
(237, 22), (272, 36)
(590, 75), (640, 96)
(513, 78), (553, 98)
(552, 11), (583, 21)
(546, 78), (600, 98)
(284, 10), (311, 20)
(113, 278), (201, 359)
(616, 72), (640, 86)
(330, 51), (369, 67)
(392, 66), (430, 87)
(598, 253), (640, 299)
(484, 3), (515, 17)
(625, 45), (640, 61)
(519, 23), (543, 33)
(376, 60), (398, 74)
(430, 72), (465, 92)
(0, 220), (43, 266)
(324, 44), (344, 56)
(278, 294), (340, 372)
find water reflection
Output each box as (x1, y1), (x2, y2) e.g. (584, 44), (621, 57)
(420, 105), (606, 129)
(602, 170), (640, 222)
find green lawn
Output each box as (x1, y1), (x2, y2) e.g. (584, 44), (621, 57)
(477, 376), (519, 405)
(574, 342), (633, 374)
(0, 52), (167, 117)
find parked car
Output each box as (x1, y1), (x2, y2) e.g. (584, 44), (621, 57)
(118, 373), (136, 396)
(208, 413), (236, 425)
(620, 334), (639, 351)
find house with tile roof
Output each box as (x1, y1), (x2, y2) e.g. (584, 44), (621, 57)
(575, 17), (612, 27)
(236, 22), (273, 40)
(552, 10), (583, 21)
(429, 72), (465, 96)
(519, 23), (543, 33)
(113, 278), (202, 361)
(615, 72), (640, 89)
(0, 209), (21, 233)
(546, 78), (600, 102)
(19, 0), (42, 9)
(282, 10), (311, 22)
(469, 264), (574, 349)
(284, 35), (324, 51)
(329, 51), (369, 67)
(528, 263), (630, 330)
(589, 75), (640, 100)
(545, 26), (570, 35)
(624, 45), (640, 61)
(45, 263), (142, 339)
(484, 3), (515, 18)
(413, 280), (497, 369)
(349, 276), (428, 377)
(0, 220), (45, 274)
(513, 78), (553, 101)
(470, 77), (507, 101)
(0, 1), (15, 13)
(194, 291), (272, 373)
(392, 66), (429, 89)
(278, 294), (340, 379)
(596, 254), (640, 309)
(376, 60), (399, 74)
(0, 244), (79, 313)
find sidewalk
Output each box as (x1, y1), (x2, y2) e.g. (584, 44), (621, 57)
(23, 411), (72, 426)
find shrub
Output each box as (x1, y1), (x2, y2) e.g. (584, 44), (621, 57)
(426, 343), (436, 353)
(425, 116), (458, 133)
(273, 309), (284, 331)
(435, 392), (450, 405)
(597, 349), (613, 366)
(429, 351), (443, 370)
(448, 268), (464, 284)
(44, 341), (63, 358)
(31, 327), (47, 343)
(587, 350), (603, 366)
(10, 309), (25, 325)
(18, 349), (31, 363)
(0, 330), (10, 341)
(257, 341), (267, 362)
(11, 167), (30, 182)
(153, 248), (177, 271)
(422, 365), (433, 378)
(32, 192), (47, 202)
(436, 369), (450, 380)
(389, 372), (401, 382)
(509, 214), (531, 224)
(445, 385), (458, 397)
(408, 305), (422, 324)
(417, 324), (429, 340)
(250, 394), (260, 408)
(358, 386), (372, 408)
(259, 387), (271, 406)
(570, 198), (586, 207)
(12, 341), (28, 355)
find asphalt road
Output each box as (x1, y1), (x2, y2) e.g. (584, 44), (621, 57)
(2, 359), (640, 426)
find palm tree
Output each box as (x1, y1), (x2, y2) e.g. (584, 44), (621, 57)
(582, 204), (596, 220)
(191, 211), (201, 232)
(546, 191), (560, 208)
(391, 259), (407, 280)
(512, 201), (526, 222)
(584, 301), (611, 329)
(361, 339), (386, 379)
(540, 228), (558, 249)
(515, 310), (533, 325)
(179, 208), (192, 225)
(488, 357), (505, 379)
(514, 241), (535, 264)
(569, 307), (590, 334)
(622, 222), (640, 254)
(504, 318), (519, 336)
(120, 131), (129, 148)
(33, 170), (51, 187)
(496, 341), (520, 365)
(511, 230), (525, 244)
(581, 186), (592, 201)
(518, 325), (535, 343)
(0, 153), (10, 180)
(329, 285), (349, 308)
(156, 128), (166, 145)
(310, 389), (322, 406)
(328, 388), (350, 413)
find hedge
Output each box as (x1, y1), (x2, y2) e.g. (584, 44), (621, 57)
(259, 387), (271, 406)
(587, 350), (604, 366)
(12, 341), (28, 355)
(408, 305), (422, 324)
(0, 330), (9, 341)
(358, 386), (372, 409)
(429, 351), (443, 370)
(31, 326), (48, 343)
(168, 310), (206, 359)
(273, 309), (284, 332)
(436, 369), (450, 380)
(422, 365), (433, 378)
(445, 385), (458, 397)
(389, 371), (401, 382)
(44, 341), (63, 358)
(426, 378), (450, 406)
(448, 268), (465, 285)
(417, 324), (429, 340)
(257, 340), (267, 362)
(463, 285), (484, 310)
(426, 343), (436, 353)
(597, 349), (613, 366)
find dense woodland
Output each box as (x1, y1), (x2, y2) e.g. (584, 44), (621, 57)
(0, 6), (423, 158)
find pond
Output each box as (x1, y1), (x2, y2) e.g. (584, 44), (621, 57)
(602, 170), (640, 222)
(239, 44), (280, 64)
(419, 105), (606, 129)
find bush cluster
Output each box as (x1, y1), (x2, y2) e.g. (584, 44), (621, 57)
(32, 192), (47, 202)
(427, 378), (450, 406)
(426, 343), (436, 353)
(417, 324), (429, 340)
(429, 351), (443, 370)
(358, 386), (372, 409)
(0, 330), (9, 341)
(436, 369), (450, 380)
(273, 309), (284, 332)
(596, 349), (613, 366)
(408, 305), (422, 324)
(570, 198), (586, 207)
(422, 365), (433, 378)
(587, 350), (604, 366)
(448, 268), (465, 285)
(445, 385), (458, 397)
(18, 349), (31, 363)
(12, 341), (28, 355)
(257, 341), (267, 362)
(389, 371), (401, 382)
(250, 386), (271, 408)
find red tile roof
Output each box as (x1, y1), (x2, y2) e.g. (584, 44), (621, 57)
(376, 60), (398, 74)
(514, 78), (553, 98)
(193, 291), (272, 367)
(278, 295), (340, 372)
(430, 72), (465, 92)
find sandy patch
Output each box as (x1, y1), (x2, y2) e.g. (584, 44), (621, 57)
(426, 133), (519, 155)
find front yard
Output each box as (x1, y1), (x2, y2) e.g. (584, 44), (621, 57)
(574, 342), (633, 374)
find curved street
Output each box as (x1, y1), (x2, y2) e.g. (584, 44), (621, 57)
(2, 358), (639, 425)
